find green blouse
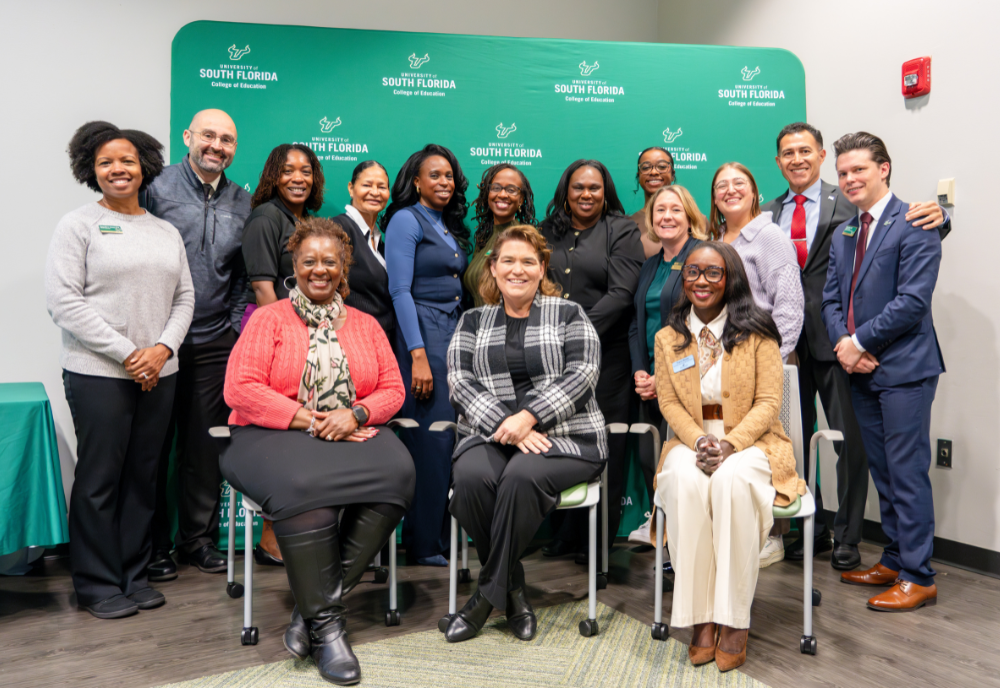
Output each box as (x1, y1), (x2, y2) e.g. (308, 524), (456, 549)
(644, 256), (676, 373)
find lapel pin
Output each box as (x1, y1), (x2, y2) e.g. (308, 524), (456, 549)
(828, 195), (835, 201)
(884, 220), (891, 226)
(843, 225), (858, 237)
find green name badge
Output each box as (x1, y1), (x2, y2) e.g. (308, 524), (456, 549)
(843, 225), (858, 237)
(99, 225), (123, 235)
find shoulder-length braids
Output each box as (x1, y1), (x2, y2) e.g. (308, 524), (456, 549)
(478, 224), (562, 306)
(665, 242), (781, 353)
(707, 162), (761, 241)
(643, 185), (708, 243)
(250, 143), (326, 212)
(540, 159), (626, 239)
(472, 163), (537, 253)
(379, 143), (471, 252)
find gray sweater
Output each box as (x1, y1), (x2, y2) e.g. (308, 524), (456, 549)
(45, 202), (195, 379)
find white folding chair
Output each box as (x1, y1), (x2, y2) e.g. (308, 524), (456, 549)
(430, 421), (628, 637)
(209, 418), (416, 645)
(635, 365), (840, 654)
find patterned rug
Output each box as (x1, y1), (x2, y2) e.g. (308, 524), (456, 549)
(155, 600), (769, 688)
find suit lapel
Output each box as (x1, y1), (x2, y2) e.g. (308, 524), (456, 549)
(840, 213), (860, 306)
(854, 196), (902, 291)
(804, 182), (839, 271)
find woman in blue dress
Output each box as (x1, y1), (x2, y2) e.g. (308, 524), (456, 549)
(382, 144), (470, 566)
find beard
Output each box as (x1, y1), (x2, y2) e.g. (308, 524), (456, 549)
(191, 146), (230, 174)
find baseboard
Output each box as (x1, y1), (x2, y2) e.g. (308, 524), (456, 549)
(822, 509), (1000, 580)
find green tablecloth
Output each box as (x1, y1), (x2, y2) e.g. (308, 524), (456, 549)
(0, 382), (69, 557)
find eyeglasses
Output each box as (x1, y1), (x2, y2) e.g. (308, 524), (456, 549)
(639, 161), (673, 174)
(487, 183), (522, 197)
(189, 129), (237, 148)
(681, 265), (725, 283)
(713, 178), (749, 193)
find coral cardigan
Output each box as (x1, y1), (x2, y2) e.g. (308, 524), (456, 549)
(225, 300), (404, 429)
(652, 327), (805, 507)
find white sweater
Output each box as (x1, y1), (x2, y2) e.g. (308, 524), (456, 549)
(45, 202), (195, 379)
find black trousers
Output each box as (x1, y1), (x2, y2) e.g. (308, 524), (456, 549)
(63, 371), (176, 606)
(798, 344), (869, 545)
(450, 444), (601, 610)
(152, 329), (235, 555)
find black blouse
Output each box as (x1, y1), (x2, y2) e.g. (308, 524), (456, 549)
(504, 314), (532, 409)
(332, 212), (395, 339)
(242, 197), (301, 300)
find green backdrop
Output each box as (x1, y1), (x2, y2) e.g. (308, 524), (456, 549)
(170, 21), (806, 541)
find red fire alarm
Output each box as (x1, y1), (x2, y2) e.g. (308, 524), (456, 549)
(902, 56), (931, 98)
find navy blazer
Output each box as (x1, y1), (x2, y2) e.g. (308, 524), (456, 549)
(821, 195), (945, 386)
(628, 237), (703, 375)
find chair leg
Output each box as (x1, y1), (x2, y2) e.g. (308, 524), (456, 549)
(386, 531), (400, 626)
(459, 526), (471, 582)
(601, 466), (609, 578)
(800, 511), (817, 655)
(651, 507), (668, 640)
(439, 514), (460, 632)
(226, 488), (243, 598)
(579, 502), (599, 637)
(241, 503), (258, 645)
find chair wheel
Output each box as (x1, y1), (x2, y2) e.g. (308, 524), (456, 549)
(226, 582), (244, 599)
(241, 627), (259, 646)
(385, 610), (400, 626)
(800, 635), (817, 655)
(650, 622), (668, 640)
(373, 567), (389, 584)
(458, 568), (472, 583)
(812, 588), (822, 606)
(596, 574), (608, 590)
(578, 619), (599, 637)
(438, 613), (455, 633)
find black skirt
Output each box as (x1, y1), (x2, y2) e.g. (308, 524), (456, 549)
(220, 425), (416, 520)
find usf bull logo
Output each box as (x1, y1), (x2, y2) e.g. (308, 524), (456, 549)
(319, 117), (342, 133)
(741, 66), (760, 81)
(662, 127), (683, 144)
(579, 61), (600, 76)
(228, 44), (250, 60)
(408, 53), (430, 69)
(496, 122), (517, 139)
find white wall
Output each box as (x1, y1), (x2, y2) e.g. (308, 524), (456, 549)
(658, 0), (999, 552)
(0, 0), (656, 502)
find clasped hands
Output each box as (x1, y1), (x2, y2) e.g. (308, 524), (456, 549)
(294, 407), (377, 443)
(493, 409), (551, 455)
(695, 434), (735, 475)
(124, 344), (171, 391)
(634, 371), (657, 400)
(834, 337), (879, 375)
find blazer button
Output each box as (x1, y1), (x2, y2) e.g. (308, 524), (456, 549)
(455, 295), (460, 301)
(454, 253), (459, 258)
(722, 391), (730, 398)
(564, 293), (570, 299)
(453, 274), (458, 278)
(564, 268), (571, 274)
(724, 354), (730, 361)
(568, 247), (574, 251)
(724, 426), (732, 433)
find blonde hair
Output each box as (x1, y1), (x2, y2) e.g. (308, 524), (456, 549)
(708, 162), (761, 241)
(478, 224), (562, 305)
(643, 185), (707, 243)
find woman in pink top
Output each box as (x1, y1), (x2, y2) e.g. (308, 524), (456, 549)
(222, 218), (414, 686)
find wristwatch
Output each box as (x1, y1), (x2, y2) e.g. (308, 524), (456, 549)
(351, 405), (369, 427)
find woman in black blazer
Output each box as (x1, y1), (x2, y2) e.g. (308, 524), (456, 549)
(331, 161), (395, 342)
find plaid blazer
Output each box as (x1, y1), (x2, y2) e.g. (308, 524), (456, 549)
(447, 294), (608, 463)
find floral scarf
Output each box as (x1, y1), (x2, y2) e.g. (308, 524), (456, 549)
(289, 287), (356, 412)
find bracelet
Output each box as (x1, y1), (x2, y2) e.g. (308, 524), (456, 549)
(306, 415), (317, 437)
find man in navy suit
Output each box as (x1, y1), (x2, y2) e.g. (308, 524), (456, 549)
(821, 132), (945, 612)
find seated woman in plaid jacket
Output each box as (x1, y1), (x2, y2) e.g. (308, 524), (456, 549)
(444, 224), (608, 643)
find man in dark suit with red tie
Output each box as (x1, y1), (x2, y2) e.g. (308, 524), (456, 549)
(821, 132), (945, 612)
(764, 123), (949, 570)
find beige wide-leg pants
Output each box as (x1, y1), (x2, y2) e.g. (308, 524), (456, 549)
(655, 420), (775, 629)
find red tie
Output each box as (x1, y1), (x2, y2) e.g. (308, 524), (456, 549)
(791, 194), (808, 269)
(847, 212), (874, 335)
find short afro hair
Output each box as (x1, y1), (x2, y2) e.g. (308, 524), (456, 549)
(68, 121), (164, 193)
(287, 217), (354, 299)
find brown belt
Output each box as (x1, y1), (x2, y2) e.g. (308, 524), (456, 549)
(702, 404), (724, 421)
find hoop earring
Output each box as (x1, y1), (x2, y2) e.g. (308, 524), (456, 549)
(283, 275), (297, 292)
(603, 200), (608, 215)
(563, 201), (570, 215)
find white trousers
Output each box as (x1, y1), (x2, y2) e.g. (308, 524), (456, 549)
(655, 420), (775, 629)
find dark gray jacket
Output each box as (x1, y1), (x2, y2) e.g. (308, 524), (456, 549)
(143, 156), (252, 344)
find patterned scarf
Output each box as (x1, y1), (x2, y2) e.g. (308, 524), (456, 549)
(697, 327), (723, 380)
(289, 286), (356, 412)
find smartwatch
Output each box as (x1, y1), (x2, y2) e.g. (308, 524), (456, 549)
(351, 405), (369, 427)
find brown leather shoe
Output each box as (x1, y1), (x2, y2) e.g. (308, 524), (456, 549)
(867, 580), (937, 612)
(688, 624), (719, 666)
(840, 562), (898, 586)
(715, 627), (748, 673)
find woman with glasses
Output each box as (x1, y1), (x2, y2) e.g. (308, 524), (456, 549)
(652, 242), (804, 671)
(464, 164), (536, 307)
(629, 147), (677, 259)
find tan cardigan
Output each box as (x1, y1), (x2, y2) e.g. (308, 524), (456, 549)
(652, 326), (805, 507)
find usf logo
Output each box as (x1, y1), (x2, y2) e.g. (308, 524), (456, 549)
(228, 44), (250, 61)
(662, 127), (683, 143)
(579, 61), (600, 76)
(408, 53), (430, 69)
(741, 66), (760, 81)
(319, 117), (342, 133)
(496, 122), (517, 139)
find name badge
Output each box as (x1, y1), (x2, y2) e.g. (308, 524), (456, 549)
(842, 225), (858, 237)
(671, 263), (682, 271)
(99, 225), (123, 235)
(672, 355), (695, 373)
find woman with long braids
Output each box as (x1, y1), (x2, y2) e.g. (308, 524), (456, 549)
(464, 163), (536, 307)
(383, 144), (471, 566)
(629, 147), (677, 259)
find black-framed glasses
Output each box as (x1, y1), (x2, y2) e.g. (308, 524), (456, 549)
(681, 265), (725, 283)
(189, 129), (237, 148)
(639, 161), (673, 173)
(487, 183), (522, 197)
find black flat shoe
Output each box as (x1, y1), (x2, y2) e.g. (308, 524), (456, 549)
(831, 542), (862, 570)
(253, 544), (285, 567)
(180, 544), (227, 573)
(147, 549), (177, 582)
(542, 539), (577, 557)
(283, 605), (310, 660)
(784, 532), (832, 561)
(445, 590), (494, 643)
(505, 588), (536, 641)
(127, 587), (165, 610)
(82, 594), (138, 619)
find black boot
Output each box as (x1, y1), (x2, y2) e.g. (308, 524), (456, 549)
(505, 563), (536, 641)
(283, 605), (310, 660)
(445, 590), (494, 643)
(339, 506), (400, 595)
(276, 525), (361, 685)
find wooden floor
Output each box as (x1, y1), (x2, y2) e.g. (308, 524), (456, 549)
(2, 540), (999, 688)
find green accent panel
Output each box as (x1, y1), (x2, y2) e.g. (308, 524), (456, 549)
(559, 482), (589, 508)
(772, 494), (802, 519)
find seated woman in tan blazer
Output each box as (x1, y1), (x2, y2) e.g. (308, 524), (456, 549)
(653, 242), (804, 671)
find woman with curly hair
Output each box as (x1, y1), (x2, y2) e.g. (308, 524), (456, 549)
(222, 218), (414, 685)
(629, 146), (677, 259)
(463, 164), (536, 307)
(381, 143), (470, 566)
(45, 121), (194, 618)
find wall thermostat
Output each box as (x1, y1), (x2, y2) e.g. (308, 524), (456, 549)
(902, 56), (931, 98)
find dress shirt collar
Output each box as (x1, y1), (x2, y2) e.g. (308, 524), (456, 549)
(345, 204), (379, 244)
(861, 190), (894, 227)
(782, 177), (822, 208)
(688, 304), (728, 341)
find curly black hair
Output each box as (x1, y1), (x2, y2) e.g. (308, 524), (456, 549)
(67, 121), (164, 193)
(634, 146), (676, 194)
(472, 163), (536, 254)
(540, 159), (626, 239)
(379, 144), (471, 252)
(250, 144), (325, 212)
(665, 242), (781, 353)
(287, 217), (354, 300)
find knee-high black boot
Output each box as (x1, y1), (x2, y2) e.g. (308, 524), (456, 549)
(276, 525), (361, 686)
(339, 505), (402, 595)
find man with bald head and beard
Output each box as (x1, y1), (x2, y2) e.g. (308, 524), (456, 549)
(142, 109), (252, 579)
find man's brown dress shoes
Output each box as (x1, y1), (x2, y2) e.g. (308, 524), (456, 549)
(867, 580), (937, 612)
(840, 562), (898, 586)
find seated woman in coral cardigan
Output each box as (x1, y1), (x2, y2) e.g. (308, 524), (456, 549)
(222, 218), (415, 686)
(653, 242), (804, 672)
